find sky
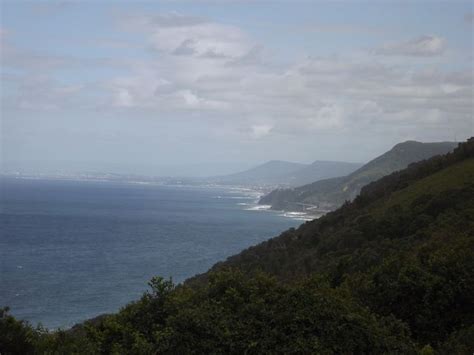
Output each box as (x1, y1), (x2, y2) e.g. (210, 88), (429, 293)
(1, 0), (473, 176)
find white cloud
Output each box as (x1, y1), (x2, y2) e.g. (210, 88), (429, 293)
(114, 88), (134, 108)
(176, 89), (229, 110)
(2, 14), (472, 145)
(128, 13), (253, 59)
(101, 35), (471, 138)
(306, 104), (344, 129)
(251, 124), (273, 139)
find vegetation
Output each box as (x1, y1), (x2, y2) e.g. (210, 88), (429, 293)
(1, 139), (473, 354)
(260, 140), (457, 211)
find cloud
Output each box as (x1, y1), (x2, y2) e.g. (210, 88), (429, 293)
(374, 35), (446, 57)
(176, 89), (230, 110)
(310, 104), (344, 129)
(101, 33), (471, 139)
(113, 88), (134, 108)
(228, 45), (265, 66)
(200, 49), (229, 59)
(251, 124), (273, 139)
(2, 12), (472, 146)
(122, 13), (251, 59)
(172, 39), (197, 56)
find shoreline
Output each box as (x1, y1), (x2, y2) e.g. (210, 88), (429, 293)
(3, 175), (326, 222)
(214, 185), (323, 222)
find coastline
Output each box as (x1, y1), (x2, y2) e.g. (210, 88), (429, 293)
(2, 175), (326, 223)
(217, 185), (325, 222)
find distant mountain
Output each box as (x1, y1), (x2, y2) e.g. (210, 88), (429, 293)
(212, 160), (305, 185)
(260, 141), (457, 211)
(281, 160), (362, 186)
(210, 160), (362, 187)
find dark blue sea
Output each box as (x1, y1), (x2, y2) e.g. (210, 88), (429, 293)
(0, 177), (301, 329)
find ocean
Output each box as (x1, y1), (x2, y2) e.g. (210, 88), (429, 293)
(0, 177), (301, 329)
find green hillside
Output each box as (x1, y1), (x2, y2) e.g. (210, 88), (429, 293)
(260, 141), (457, 212)
(1, 139), (473, 354)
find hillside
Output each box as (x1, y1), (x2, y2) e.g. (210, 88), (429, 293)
(210, 160), (305, 186)
(209, 159), (361, 187)
(282, 160), (362, 186)
(260, 140), (457, 212)
(2, 139), (472, 354)
(187, 138), (474, 349)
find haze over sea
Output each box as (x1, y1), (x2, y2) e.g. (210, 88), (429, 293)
(0, 177), (300, 329)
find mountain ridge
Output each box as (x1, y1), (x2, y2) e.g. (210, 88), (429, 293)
(209, 159), (362, 187)
(191, 138), (473, 281)
(259, 140), (457, 211)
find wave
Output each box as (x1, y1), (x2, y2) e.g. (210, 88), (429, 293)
(278, 212), (315, 221)
(245, 205), (272, 211)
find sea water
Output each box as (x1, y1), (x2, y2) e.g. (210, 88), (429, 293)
(0, 177), (300, 329)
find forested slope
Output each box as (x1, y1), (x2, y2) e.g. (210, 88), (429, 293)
(260, 141), (457, 211)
